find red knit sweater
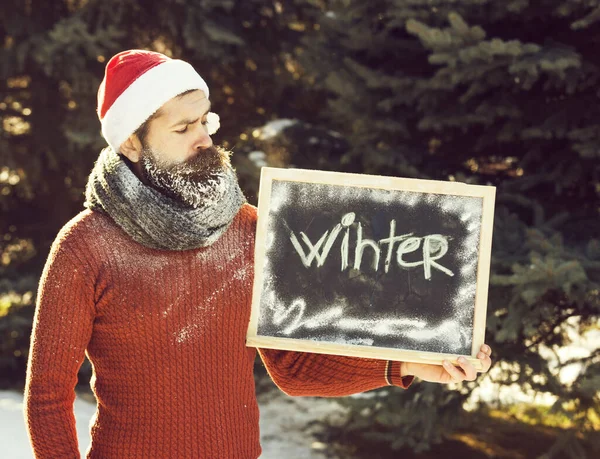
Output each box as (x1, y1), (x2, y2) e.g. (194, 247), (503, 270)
(24, 203), (413, 458)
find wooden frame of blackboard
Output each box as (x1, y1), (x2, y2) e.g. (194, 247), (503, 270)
(246, 167), (495, 372)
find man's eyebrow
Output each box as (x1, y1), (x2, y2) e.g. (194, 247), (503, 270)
(169, 104), (212, 128)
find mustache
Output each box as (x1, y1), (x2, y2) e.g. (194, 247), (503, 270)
(182, 145), (232, 173)
(145, 144), (232, 178)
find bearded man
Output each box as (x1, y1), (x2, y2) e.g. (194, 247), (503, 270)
(24, 49), (493, 458)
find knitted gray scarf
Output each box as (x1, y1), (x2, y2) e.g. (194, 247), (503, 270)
(83, 146), (246, 250)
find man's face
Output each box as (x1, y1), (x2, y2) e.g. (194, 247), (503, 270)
(137, 90), (232, 207)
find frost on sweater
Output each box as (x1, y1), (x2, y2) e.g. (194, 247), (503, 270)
(24, 203), (413, 459)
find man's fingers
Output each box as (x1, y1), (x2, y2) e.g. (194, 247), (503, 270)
(457, 357), (477, 380)
(442, 349), (492, 382)
(477, 349), (493, 372)
(443, 360), (468, 382)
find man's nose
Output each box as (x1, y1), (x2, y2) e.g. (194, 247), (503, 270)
(193, 130), (213, 150)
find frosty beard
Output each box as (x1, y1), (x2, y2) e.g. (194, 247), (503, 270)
(140, 143), (233, 208)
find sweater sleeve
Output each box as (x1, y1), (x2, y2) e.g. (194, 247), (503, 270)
(24, 234), (97, 459)
(257, 348), (414, 397)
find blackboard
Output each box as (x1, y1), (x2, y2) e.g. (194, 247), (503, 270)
(246, 167), (495, 371)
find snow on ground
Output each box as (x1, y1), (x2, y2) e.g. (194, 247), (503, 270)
(0, 390), (96, 459)
(0, 388), (339, 459)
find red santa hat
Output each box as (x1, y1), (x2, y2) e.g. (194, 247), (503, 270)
(97, 49), (210, 153)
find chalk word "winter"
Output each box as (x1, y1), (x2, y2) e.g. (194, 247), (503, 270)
(289, 212), (454, 280)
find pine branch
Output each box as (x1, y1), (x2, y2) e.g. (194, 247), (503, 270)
(525, 310), (579, 351)
(556, 348), (600, 369)
(571, 6), (600, 30)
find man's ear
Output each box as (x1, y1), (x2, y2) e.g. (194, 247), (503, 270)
(120, 134), (143, 163)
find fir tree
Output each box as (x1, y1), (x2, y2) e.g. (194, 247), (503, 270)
(299, 0), (600, 455)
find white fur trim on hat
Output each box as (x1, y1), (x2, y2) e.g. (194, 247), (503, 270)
(101, 59), (210, 153)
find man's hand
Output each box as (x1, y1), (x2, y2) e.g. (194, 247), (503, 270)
(400, 344), (493, 384)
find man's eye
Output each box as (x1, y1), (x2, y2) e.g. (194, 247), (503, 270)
(201, 120), (208, 126)
(176, 126), (188, 134)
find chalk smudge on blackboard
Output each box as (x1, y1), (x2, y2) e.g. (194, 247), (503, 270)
(264, 285), (427, 334)
(262, 282), (468, 352)
(258, 180), (483, 354)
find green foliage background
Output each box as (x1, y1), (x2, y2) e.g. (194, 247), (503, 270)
(1, 0), (598, 457)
